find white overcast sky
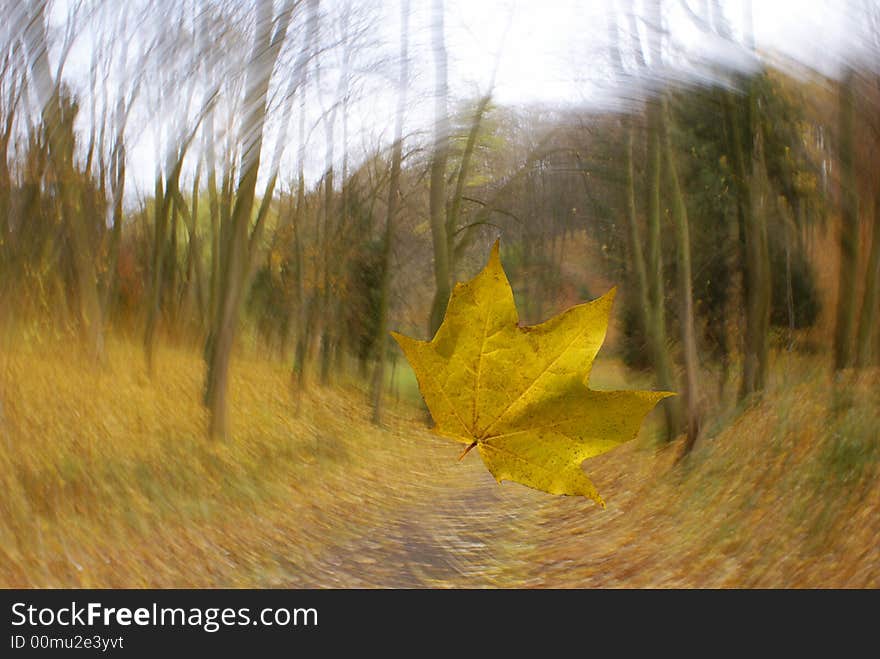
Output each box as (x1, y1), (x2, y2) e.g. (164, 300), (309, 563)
(442, 0), (877, 105)
(42, 0), (880, 195)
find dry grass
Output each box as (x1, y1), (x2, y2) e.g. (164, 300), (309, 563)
(0, 332), (877, 587)
(0, 334), (457, 586)
(519, 357), (880, 587)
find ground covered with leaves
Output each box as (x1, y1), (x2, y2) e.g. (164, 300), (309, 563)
(0, 335), (877, 587)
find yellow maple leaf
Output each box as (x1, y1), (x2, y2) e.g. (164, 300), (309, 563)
(391, 240), (673, 506)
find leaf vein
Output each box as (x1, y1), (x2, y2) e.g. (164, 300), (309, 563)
(479, 322), (592, 439)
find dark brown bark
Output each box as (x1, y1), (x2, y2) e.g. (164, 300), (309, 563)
(645, 99), (681, 439)
(428, 0), (451, 337)
(856, 190), (880, 366)
(661, 97), (703, 454)
(371, 0), (409, 425)
(834, 71), (859, 371)
(722, 83), (770, 400)
(622, 121), (651, 346)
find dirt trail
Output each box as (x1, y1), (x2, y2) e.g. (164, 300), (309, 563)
(262, 408), (676, 588)
(285, 490), (505, 587)
(265, 464), (536, 587)
(263, 392), (880, 589)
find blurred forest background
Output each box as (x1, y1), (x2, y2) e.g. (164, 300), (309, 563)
(0, 0), (878, 587)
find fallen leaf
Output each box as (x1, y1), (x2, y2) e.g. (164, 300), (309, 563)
(392, 240), (673, 506)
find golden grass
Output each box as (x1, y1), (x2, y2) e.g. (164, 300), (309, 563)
(0, 332), (877, 587)
(520, 358), (880, 587)
(0, 334), (461, 586)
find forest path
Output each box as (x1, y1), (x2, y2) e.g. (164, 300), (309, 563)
(276, 479), (524, 587)
(3, 340), (877, 588)
(258, 389), (673, 588)
(260, 373), (880, 588)
(261, 432), (542, 587)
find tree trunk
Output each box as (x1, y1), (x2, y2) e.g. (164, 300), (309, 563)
(176, 174), (204, 328)
(371, 0), (409, 425)
(623, 120), (651, 362)
(661, 96), (702, 454)
(102, 136), (125, 318)
(145, 154), (184, 371)
(287, 0), (319, 395)
(292, 93), (309, 395)
(25, 0), (104, 363)
(204, 0), (293, 440)
(723, 83), (770, 401)
(0, 74), (19, 262)
(834, 70), (859, 371)
(448, 94), (491, 251)
(428, 0), (451, 336)
(741, 124), (771, 397)
(856, 190), (879, 366)
(168, 183), (180, 325)
(645, 99), (681, 439)
(319, 161), (334, 385)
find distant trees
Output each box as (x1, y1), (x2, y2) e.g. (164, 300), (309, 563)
(601, 0), (693, 444)
(22, 0), (105, 361)
(1, 0), (876, 448)
(584, 0), (835, 449)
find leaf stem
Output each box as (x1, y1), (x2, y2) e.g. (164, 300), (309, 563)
(458, 440), (477, 461)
